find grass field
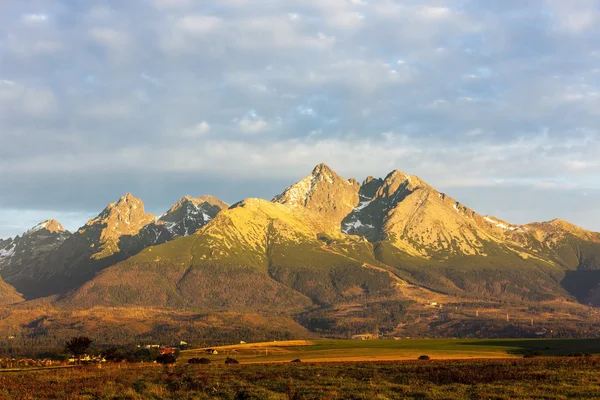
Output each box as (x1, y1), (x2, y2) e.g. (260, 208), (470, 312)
(181, 338), (600, 364)
(1, 357), (599, 399)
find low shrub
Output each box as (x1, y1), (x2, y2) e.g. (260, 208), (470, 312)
(225, 357), (239, 365)
(524, 351), (543, 359)
(418, 355), (431, 360)
(291, 359), (302, 363)
(156, 354), (177, 364)
(188, 357), (211, 365)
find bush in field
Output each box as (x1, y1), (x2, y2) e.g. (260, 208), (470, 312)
(291, 359), (302, 363)
(156, 354), (177, 364)
(225, 357), (239, 365)
(102, 347), (127, 363)
(188, 357), (211, 364)
(65, 336), (93, 356)
(524, 351), (543, 359)
(418, 355), (431, 360)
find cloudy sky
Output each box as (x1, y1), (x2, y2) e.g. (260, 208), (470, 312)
(1, 0), (600, 238)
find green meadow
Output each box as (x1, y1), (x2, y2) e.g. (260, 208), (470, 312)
(181, 338), (600, 364)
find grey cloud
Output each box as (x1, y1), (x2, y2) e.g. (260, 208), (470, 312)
(1, 0), (600, 237)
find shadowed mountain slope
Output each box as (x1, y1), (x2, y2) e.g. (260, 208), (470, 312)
(62, 198), (397, 311)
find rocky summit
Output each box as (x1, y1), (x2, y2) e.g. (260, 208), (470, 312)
(274, 163), (361, 228)
(0, 219), (71, 294)
(115, 195), (229, 259)
(1, 164), (600, 343)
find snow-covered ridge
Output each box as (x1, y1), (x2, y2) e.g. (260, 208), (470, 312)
(484, 216), (519, 231)
(26, 221), (49, 234)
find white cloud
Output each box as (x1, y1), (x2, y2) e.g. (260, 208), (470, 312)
(90, 28), (131, 50)
(0, 81), (57, 118)
(418, 6), (451, 20)
(159, 15), (221, 53)
(546, 0), (597, 34)
(327, 12), (365, 29)
(22, 14), (48, 23)
(298, 106), (315, 116)
(176, 15), (221, 35)
(182, 121), (211, 137)
(153, 0), (192, 8)
(238, 116), (269, 134)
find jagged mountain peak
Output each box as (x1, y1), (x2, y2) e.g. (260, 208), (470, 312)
(115, 192), (143, 208)
(123, 194), (229, 251)
(311, 162), (335, 176)
(384, 169), (410, 180)
(384, 170), (427, 189)
(168, 195), (199, 212)
(549, 218), (573, 227)
(274, 164), (360, 227)
(363, 176), (377, 185)
(168, 195), (229, 214)
(76, 194), (156, 260)
(372, 170), (419, 200)
(44, 219), (66, 233)
(343, 168), (508, 256)
(88, 193), (152, 226)
(25, 219), (67, 236)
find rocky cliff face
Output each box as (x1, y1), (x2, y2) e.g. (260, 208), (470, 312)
(119, 195), (228, 254)
(3, 194), (155, 298)
(0, 194), (230, 299)
(0, 219), (70, 286)
(80, 193), (156, 260)
(274, 163), (360, 229)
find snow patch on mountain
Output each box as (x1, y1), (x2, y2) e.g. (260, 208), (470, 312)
(342, 219), (374, 233)
(355, 200), (371, 211)
(26, 221), (48, 234)
(278, 174), (318, 206)
(484, 216), (519, 231)
(0, 243), (16, 259)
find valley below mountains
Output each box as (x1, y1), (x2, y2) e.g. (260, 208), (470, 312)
(1, 164), (600, 345)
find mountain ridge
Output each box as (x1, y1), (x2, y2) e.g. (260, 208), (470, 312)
(1, 163), (599, 344)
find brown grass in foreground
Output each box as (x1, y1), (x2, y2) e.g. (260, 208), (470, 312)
(0, 357), (598, 399)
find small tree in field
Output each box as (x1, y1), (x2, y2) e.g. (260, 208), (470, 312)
(66, 336), (93, 356)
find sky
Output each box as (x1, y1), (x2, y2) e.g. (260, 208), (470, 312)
(1, 0), (600, 238)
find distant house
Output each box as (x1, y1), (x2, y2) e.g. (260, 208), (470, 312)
(69, 354), (106, 363)
(240, 341), (246, 344)
(160, 348), (176, 355)
(206, 349), (219, 355)
(352, 334), (377, 341)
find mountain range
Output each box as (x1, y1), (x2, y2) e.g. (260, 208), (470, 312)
(1, 164), (599, 343)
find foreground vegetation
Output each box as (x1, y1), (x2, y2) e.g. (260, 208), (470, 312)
(0, 357), (599, 399)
